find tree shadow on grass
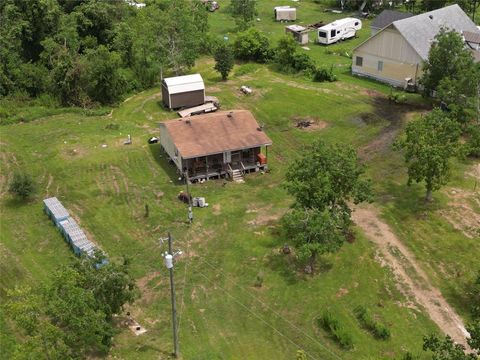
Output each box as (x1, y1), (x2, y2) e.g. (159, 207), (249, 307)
(382, 181), (444, 218)
(265, 225), (335, 285)
(148, 143), (183, 184)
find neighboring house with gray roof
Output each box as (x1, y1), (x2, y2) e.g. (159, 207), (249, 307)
(370, 10), (413, 35)
(352, 4), (480, 88)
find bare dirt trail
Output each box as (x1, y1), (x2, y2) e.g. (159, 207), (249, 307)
(352, 205), (470, 347)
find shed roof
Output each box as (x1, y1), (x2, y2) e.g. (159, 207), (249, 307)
(371, 10), (412, 29)
(160, 110), (272, 159)
(392, 5), (480, 60)
(163, 74), (205, 95)
(464, 30), (480, 45)
(274, 6), (296, 12)
(43, 197), (69, 220)
(286, 24), (308, 33)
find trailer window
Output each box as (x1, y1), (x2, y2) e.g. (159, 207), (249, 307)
(356, 56), (363, 67)
(331, 29), (336, 37)
(319, 31), (327, 38)
(355, 22), (359, 26)
(377, 60), (383, 71)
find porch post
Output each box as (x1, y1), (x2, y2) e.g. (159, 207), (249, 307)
(265, 146), (268, 165)
(205, 156), (209, 180)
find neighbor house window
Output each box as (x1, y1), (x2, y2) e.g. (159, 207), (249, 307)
(356, 56), (363, 66)
(377, 60), (383, 71)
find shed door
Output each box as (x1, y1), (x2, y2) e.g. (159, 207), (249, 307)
(223, 151), (231, 163)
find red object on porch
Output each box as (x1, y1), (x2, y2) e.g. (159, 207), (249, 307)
(257, 153), (267, 165)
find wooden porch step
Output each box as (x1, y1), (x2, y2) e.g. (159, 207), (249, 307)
(231, 169), (244, 183)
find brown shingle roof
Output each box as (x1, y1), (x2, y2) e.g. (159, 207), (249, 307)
(464, 31), (480, 45)
(161, 110), (272, 159)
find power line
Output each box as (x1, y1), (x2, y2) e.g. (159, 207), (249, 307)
(195, 270), (322, 360)
(197, 258), (343, 360)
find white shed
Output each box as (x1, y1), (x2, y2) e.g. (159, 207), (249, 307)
(161, 74), (205, 109)
(274, 6), (296, 21)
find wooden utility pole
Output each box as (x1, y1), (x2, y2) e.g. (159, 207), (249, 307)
(164, 232), (179, 357)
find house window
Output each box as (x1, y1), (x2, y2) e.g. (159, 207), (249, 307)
(356, 56), (363, 67)
(377, 60), (383, 71)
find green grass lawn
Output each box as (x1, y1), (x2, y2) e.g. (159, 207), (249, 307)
(1, 1), (479, 359)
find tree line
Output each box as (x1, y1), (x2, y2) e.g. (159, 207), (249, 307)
(0, 0), (210, 107)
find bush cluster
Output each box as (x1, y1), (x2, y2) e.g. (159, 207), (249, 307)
(313, 67), (337, 82)
(354, 305), (391, 340)
(318, 310), (354, 349)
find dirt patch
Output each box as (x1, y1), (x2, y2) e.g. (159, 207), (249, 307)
(137, 271), (165, 304)
(269, 77), (332, 93)
(291, 116), (328, 131)
(246, 205), (285, 227)
(336, 287), (349, 298)
(212, 203), (221, 215)
(439, 187), (480, 239)
(361, 89), (385, 97)
(353, 205), (470, 347)
(466, 163), (480, 180)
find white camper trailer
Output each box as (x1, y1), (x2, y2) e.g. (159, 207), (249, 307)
(317, 18), (362, 45)
(274, 6), (297, 21)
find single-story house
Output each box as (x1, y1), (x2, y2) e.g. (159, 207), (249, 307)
(161, 74), (205, 109)
(285, 24), (309, 44)
(159, 110), (272, 182)
(370, 10), (413, 35)
(352, 5), (480, 88)
(274, 6), (296, 21)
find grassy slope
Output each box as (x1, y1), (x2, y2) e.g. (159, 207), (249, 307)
(1, 1), (478, 359)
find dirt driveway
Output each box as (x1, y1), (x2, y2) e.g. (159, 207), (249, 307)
(353, 205), (470, 347)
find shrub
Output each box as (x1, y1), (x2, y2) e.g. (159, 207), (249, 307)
(233, 28), (272, 63)
(8, 172), (35, 200)
(292, 53), (316, 73)
(354, 305), (391, 340)
(318, 310), (354, 349)
(464, 123), (480, 158)
(313, 66), (337, 82)
(214, 43), (235, 80)
(388, 91), (407, 104)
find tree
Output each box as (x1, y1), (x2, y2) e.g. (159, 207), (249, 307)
(233, 28), (272, 63)
(4, 255), (138, 358)
(420, 0), (447, 11)
(84, 46), (125, 105)
(282, 208), (345, 272)
(275, 35), (297, 70)
(428, 30), (480, 125)
(231, 0), (257, 30)
(282, 140), (372, 272)
(284, 140), (373, 227)
(423, 334), (476, 360)
(8, 172), (35, 200)
(72, 253), (138, 320)
(394, 109), (460, 201)
(214, 42), (234, 80)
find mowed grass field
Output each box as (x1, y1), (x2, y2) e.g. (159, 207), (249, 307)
(1, 1), (479, 359)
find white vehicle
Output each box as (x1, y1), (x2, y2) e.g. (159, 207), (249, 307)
(317, 18), (362, 45)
